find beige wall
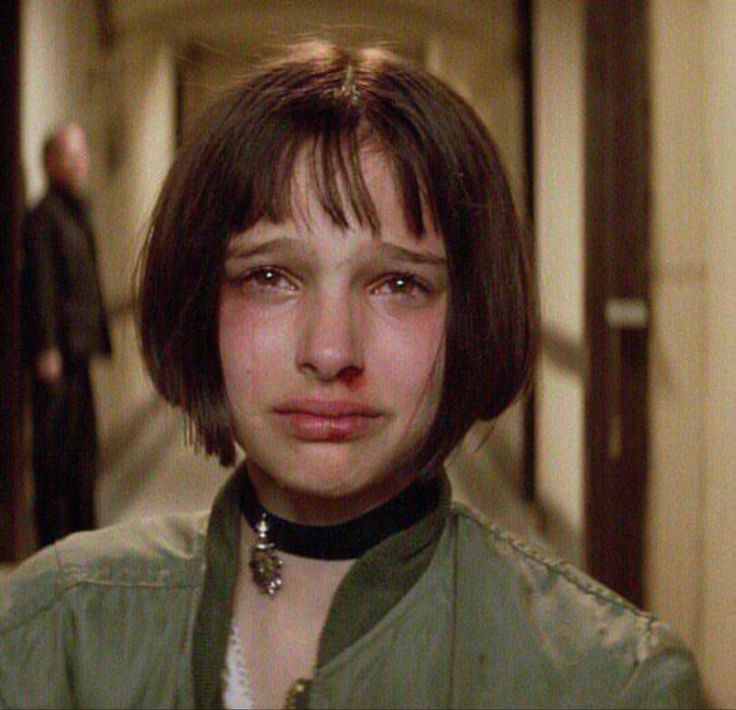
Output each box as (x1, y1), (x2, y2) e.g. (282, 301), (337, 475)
(91, 35), (178, 455)
(648, 2), (735, 707)
(20, 0), (176, 432)
(21, 0), (102, 204)
(532, 0), (586, 564)
(425, 5), (524, 207)
(701, 3), (736, 706)
(646, 0), (707, 651)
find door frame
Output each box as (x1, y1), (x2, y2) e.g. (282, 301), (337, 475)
(583, 0), (650, 606)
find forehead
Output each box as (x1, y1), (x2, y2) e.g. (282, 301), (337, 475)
(239, 148), (446, 257)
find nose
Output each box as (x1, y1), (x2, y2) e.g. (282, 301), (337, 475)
(296, 290), (364, 383)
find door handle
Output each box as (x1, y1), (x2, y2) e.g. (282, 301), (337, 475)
(605, 298), (649, 329)
(604, 298), (649, 459)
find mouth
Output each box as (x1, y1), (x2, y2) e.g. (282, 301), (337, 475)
(273, 399), (383, 442)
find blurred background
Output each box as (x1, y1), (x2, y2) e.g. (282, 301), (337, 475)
(0, 1), (734, 707)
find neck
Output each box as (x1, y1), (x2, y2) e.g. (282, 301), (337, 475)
(240, 469), (443, 563)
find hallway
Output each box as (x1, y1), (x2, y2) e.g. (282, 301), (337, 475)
(3, 1), (735, 706)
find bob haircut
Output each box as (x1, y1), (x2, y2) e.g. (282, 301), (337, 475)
(138, 41), (536, 470)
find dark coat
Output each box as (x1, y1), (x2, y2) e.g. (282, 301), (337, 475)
(21, 186), (112, 365)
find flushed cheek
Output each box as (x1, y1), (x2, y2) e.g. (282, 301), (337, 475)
(218, 296), (291, 413)
(373, 312), (446, 404)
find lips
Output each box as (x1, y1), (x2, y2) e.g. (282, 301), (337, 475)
(273, 399), (382, 442)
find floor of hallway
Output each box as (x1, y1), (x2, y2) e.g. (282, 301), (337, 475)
(97, 398), (230, 527)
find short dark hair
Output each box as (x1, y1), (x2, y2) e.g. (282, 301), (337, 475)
(138, 41), (536, 468)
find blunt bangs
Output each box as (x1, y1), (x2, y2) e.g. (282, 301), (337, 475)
(138, 41), (535, 468)
(218, 63), (443, 242)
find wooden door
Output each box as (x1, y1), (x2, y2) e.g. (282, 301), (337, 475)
(584, 0), (650, 606)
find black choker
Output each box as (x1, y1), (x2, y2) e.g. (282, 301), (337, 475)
(240, 474), (442, 596)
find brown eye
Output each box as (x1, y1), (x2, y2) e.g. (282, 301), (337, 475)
(371, 273), (432, 298)
(252, 269), (280, 285)
(242, 267), (297, 291)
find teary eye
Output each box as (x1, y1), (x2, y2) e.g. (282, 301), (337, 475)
(371, 273), (432, 298)
(251, 268), (280, 285)
(241, 267), (297, 291)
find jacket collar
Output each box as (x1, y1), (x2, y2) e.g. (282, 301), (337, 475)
(191, 462), (451, 709)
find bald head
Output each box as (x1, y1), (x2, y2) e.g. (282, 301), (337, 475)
(44, 123), (90, 196)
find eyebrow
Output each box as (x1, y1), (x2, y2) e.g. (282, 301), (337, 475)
(376, 242), (447, 268)
(225, 236), (447, 267)
(225, 237), (301, 260)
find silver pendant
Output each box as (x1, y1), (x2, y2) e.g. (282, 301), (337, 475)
(249, 513), (283, 596)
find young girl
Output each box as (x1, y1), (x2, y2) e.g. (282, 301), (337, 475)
(0, 42), (702, 709)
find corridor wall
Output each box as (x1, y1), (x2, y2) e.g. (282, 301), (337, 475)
(645, 2), (735, 706)
(701, 3), (736, 706)
(532, 0), (586, 565)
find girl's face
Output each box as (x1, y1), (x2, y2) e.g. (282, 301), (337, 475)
(218, 150), (448, 523)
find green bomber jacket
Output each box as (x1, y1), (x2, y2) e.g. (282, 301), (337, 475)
(0, 467), (704, 709)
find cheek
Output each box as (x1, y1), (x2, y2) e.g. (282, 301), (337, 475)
(374, 307), (446, 403)
(218, 291), (289, 404)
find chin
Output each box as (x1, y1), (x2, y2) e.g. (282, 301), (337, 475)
(263, 448), (399, 500)
(288, 457), (379, 497)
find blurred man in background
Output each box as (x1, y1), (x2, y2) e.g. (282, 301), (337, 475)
(22, 123), (111, 547)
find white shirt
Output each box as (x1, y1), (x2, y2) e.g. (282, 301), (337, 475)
(222, 622), (255, 710)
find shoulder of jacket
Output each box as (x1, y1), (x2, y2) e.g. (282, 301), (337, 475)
(442, 504), (701, 706)
(448, 502), (683, 656)
(0, 511), (209, 634)
(451, 502), (644, 609)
